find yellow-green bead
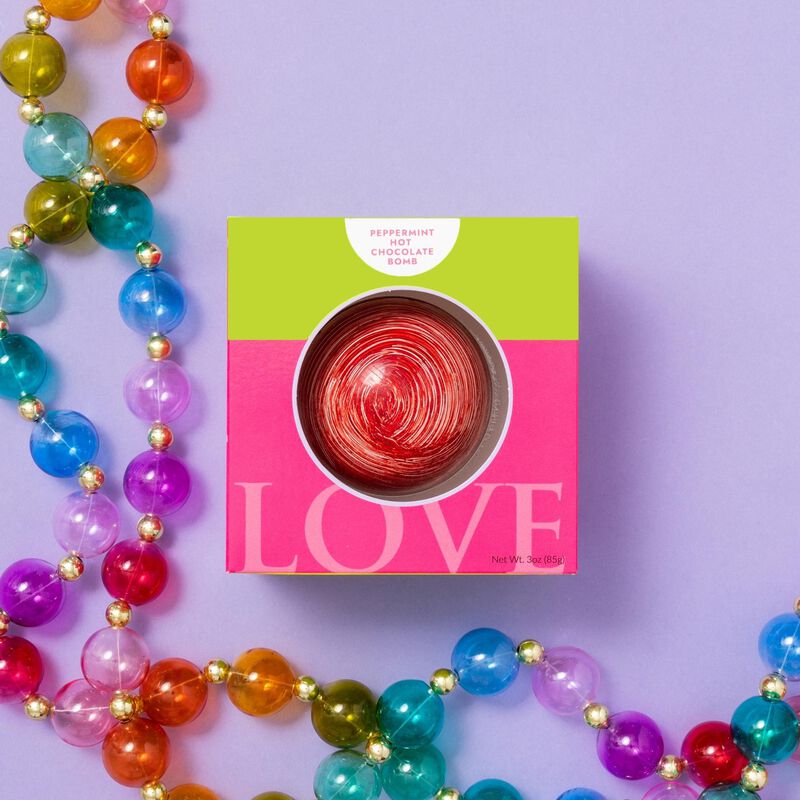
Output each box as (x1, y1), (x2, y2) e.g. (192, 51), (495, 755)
(311, 679), (377, 748)
(0, 32), (66, 98)
(24, 180), (88, 244)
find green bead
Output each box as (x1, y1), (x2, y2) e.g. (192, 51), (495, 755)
(731, 695), (800, 764)
(24, 180), (88, 245)
(381, 746), (446, 800)
(0, 333), (47, 399)
(311, 679), (377, 748)
(699, 785), (760, 800)
(377, 680), (445, 748)
(0, 248), (47, 314)
(0, 32), (66, 98)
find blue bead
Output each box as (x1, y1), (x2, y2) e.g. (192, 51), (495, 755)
(464, 780), (523, 800)
(451, 628), (519, 695)
(377, 679), (444, 748)
(314, 750), (382, 800)
(118, 268), (186, 335)
(731, 695), (799, 764)
(699, 785), (761, 800)
(30, 410), (98, 478)
(556, 790), (607, 800)
(0, 333), (47, 399)
(88, 184), (153, 250)
(0, 247), (47, 314)
(759, 613), (800, 679)
(381, 746), (446, 800)
(23, 113), (91, 181)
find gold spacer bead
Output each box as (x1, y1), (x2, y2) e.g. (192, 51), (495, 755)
(740, 762), (768, 792)
(77, 165), (107, 194)
(24, 693), (52, 720)
(204, 659), (231, 684)
(430, 668), (458, 695)
(8, 224), (34, 249)
(364, 732), (392, 764)
(57, 554), (84, 582)
(148, 422), (174, 451)
(293, 675), (321, 702)
(657, 755), (686, 781)
(759, 673), (788, 701)
(110, 691), (142, 723)
(0, 312), (8, 338)
(436, 789), (462, 800)
(137, 514), (164, 543)
(516, 639), (546, 665)
(141, 782), (169, 800)
(135, 241), (163, 269)
(0, 609), (10, 636)
(78, 463), (105, 493)
(18, 395), (44, 422)
(24, 6), (50, 32)
(147, 334), (172, 361)
(18, 96), (45, 125)
(794, 596), (800, 616)
(142, 104), (168, 132)
(583, 702), (610, 729)
(106, 599), (132, 629)
(147, 12), (173, 39)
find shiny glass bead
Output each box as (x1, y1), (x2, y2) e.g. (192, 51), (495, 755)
(463, 780), (523, 800)
(532, 646), (601, 715)
(697, 786), (760, 800)
(0, 636), (43, 703)
(24, 179), (88, 244)
(681, 720), (749, 788)
(0, 558), (64, 626)
(51, 679), (114, 746)
(123, 450), (191, 515)
(102, 718), (170, 787)
(314, 751), (382, 800)
(41, 0), (102, 20)
(93, 117), (158, 184)
(89, 184), (153, 250)
(451, 628), (519, 695)
(0, 333), (47, 399)
(119, 268), (186, 335)
(105, 0), (168, 23)
(643, 786), (698, 800)
(30, 409), (98, 478)
(377, 679), (444, 748)
(227, 648), (295, 717)
(170, 788), (220, 800)
(730, 695), (799, 764)
(597, 710), (664, 780)
(141, 658), (208, 727)
(556, 791), (608, 800)
(759, 613), (800, 680)
(312, 679), (377, 747)
(790, 695), (800, 763)
(23, 113), (91, 181)
(381, 746), (445, 800)
(101, 539), (168, 606)
(53, 490), (120, 557)
(82, 625), (150, 691)
(124, 359), (191, 422)
(251, 795), (294, 800)
(0, 32), (66, 97)
(0, 248), (46, 314)
(126, 40), (194, 105)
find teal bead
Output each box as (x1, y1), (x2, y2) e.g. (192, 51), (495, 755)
(464, 780), (523, 800)
(88, 184), (153, 250)
(377, 680), (444, 749)
(314, 750), (382, 800)
(23, 113), (91, 181)
(0, 248), (47, 314)
(698, 785), (760, 800)
(381, 746), (445, 800)
(731, 695), (799, 764)
(0, 333), (47, 399)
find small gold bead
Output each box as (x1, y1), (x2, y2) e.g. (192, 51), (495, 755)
(740, 762), (768, 792)
(78, 463), (105, 493)
(8, 224), (34, 249)
(148, 422), (174, 451)
(57, 554), (84, 582)
(794, 596), (800, 616)
(147, 334), (172, 361)
(137, 514), (164, 543)
(365, 732), (392, 764)
(760, 673), (788, 701)
(516, 639), (546, 665)
(24, 693), (52, 720)
(18, 96), (45, 125)
(204, 659), (231, 684)
(430, 668), (458, 695)
(135, 241), (163, 269)
(109, 691), (142, 723)
(24, 6), (50, 32)
(0, 312), (8, 338)
(436, 789), (462, 800)
(142, 104), (168, 131)
(293, 675), (321, 702)
(106, 599), (132, 628)
(657, 755), (686, 781)
(141, 783), (169, 800)
(18, 395), (45, 422)
(77, 165), (107, 194)
(0, 609), (10, 636)
(148, 12), (173, 39)
(583, 702), (610, 729)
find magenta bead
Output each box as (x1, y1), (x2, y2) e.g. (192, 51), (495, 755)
(81, 626), (150, 691)
(597, 711), (664, 780)
(0, 636), (43, 703)
(51, 679), (115, 747)
(104, 0), (167, 23)
(0, 558), (64, 627)
(123, 450), (191, 516)
(123, 360), (191, 423)
(789, 696), (800, 763)
(531, 646), (601, 715)
(642, 785), (699, 800)
(53, 490), (121, 558)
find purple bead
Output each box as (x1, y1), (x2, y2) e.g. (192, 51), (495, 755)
(532, 646), (600, 715)
(104, 0), (167, 23)
(51, 679), (115, 747)
(123, 359), (191, 423)
(0, 559), (64, 627)
(81, 626), (150, 691)
(643, 786), (699, 800)
(53, 490), (121, 558)
(597, 711), (664, 780)
(123, 450), (191, 516)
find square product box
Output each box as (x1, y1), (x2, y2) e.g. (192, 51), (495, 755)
(227, 218), (578, 574)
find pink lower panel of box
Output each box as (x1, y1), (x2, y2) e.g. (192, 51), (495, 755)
(227, 340), (578, 574)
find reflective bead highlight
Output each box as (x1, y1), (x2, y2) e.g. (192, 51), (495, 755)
(759, 613), (800, 680)
(23, 113), (92, 181)
(730, 695), (800, 764)
(89, 184), (153, 250)
(82, 625), (150, 691)
(51, 679), (114, 746)
(126, 39), (194, 105)
(556, 791), (608, 800)
(24, 179), (88, 244)
(101, 539), (168, 606)
(105, 0), (168, 24)
(381, 746), (445, 800)
(376, 679), (444, 748)
(41, 0), (102, 20)
(141, 658), (208, 727)
(463, 780), (523, 800)
(681, 720), (749, 788)
(697, 785), (760, 800)
(102, 718), (170, 787)
(0, 636), (43, 703)
(119, 268), (186, 335)
(0, 558), (64, 627)
(643, 786), (698, 800)
(0, 333), (47, 399)
(123, 450), (191, 516)
(596, 710), (664, 780)
(451, 628), (519, 695)
(30, 410), (99, 478)
(124, 359), (191, 422)
(314, 751), (382, 800)
(53, 490), (121, 557)
(93, 118), (158, 184)
(170, 787), (221, 800)
(312, 679), (376, 748)
(531, 646), (600, 715)
(0, 248), (46, 314)
(226, 648), (295, 717)
(0, 32), (66, 97)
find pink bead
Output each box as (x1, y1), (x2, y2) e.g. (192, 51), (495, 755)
(642, 785), (699, 800)
(104, 0), (167, 23)
(789, 696), (800, 762)
(53, 490), (121, 558)
(51, 679), (115, 747)
(81, 626), (150, 691)
(531, 646), (601, 715)
(123, 360), (191, 423)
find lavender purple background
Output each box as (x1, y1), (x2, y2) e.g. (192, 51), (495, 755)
(1, 2), (799, 798)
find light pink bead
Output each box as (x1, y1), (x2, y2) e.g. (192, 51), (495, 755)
(532, 646), (600, 715)
(789, 695), (800, 762)
(105, 0), (167, 24)
(642, 784), (699, 800)
(123, 359), (191, 423)
(81, 626), (150, 691)
(53, 490), (120, 558)
(51, 679), (115, 747)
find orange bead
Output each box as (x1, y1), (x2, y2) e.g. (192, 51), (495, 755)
(41, 0), (102, 20)
(141, 658), (208, 727)
(93, 118), (158, 184)
(170, 785), (220, 800)
(126, 40), (194, 106)
(226, 648), (295, 717)
(102, 718), (171, 787)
